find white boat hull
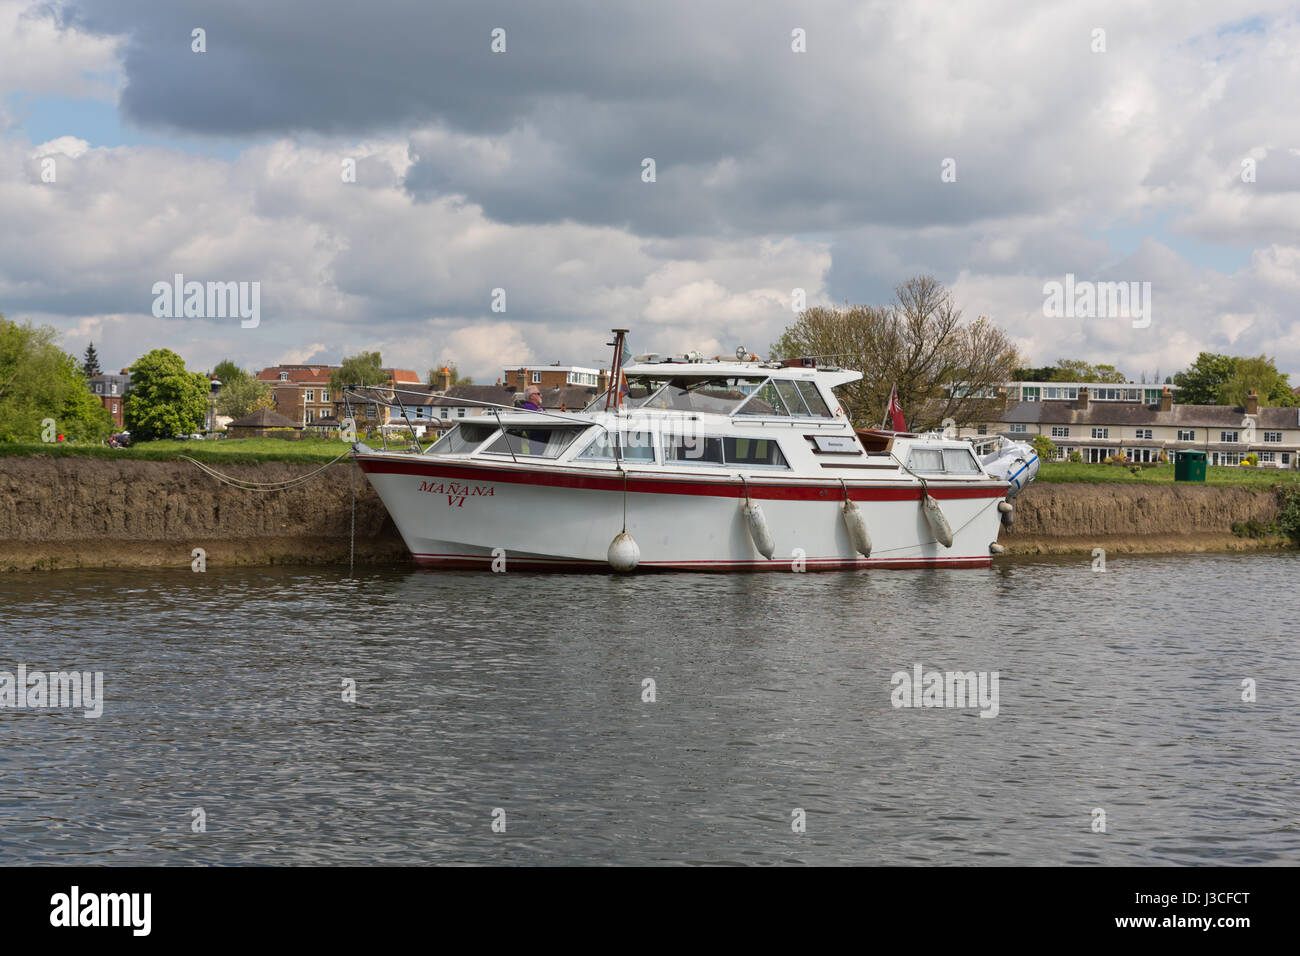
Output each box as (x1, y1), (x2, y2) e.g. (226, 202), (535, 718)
(357, 454), (1010, 571)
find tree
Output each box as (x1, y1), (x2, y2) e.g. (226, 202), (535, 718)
(215, 375), (274, 419)
(770, 276), (1020, 432)
(1173, 352), (1236, 404)
(330, 351), (388, 392)
(1216, 355), (1298, 408)
(123, 349), (209, 441)
(82, 342), (101, 379)
(1012, 360), (1127, 382)
(1030, 434), (1057, 462)
(0, 315), (113, 442)
(212, 359), (248, 386)
(427, 362), (473, 387)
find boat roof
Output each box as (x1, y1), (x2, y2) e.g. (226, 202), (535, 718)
(622, 360), (862, 388)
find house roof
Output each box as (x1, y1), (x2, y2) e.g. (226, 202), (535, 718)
(229, 408), (299, 428)
(998, 400), (1300, 429)
(430, 384), (518, 408)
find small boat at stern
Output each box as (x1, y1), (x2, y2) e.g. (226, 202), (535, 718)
(350, 335), (1036, 572)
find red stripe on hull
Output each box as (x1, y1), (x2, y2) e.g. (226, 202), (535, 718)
(358, 455), (1007, 502)
(411, 553), (993, 572)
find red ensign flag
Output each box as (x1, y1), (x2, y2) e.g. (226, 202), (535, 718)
(885, 384), (907, 432)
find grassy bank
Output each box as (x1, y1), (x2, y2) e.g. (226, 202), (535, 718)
(1035, 461), (1300, 487)
(0, 437), (353, 465)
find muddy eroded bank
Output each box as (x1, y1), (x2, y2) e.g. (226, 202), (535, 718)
(0, 456), (1290, 570)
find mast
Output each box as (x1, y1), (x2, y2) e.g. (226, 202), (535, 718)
(605, 328), (629, 410)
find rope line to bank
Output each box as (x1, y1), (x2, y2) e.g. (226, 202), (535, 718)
(178, 451), (352, 491)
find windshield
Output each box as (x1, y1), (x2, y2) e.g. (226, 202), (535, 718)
(626, 375), (766, 414)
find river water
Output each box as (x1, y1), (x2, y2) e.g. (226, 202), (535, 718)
(1, 553), (1298, 865)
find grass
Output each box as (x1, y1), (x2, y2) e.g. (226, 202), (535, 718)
(1036, 461), (1300, 487)
(0, 436), (353, 465)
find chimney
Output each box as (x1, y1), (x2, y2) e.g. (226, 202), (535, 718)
(437, 366), (451, 392)
(1246, 389), (1259, 415)
(1160, 387), (1172, 412)
(1077, 387), (1089, 411)
(598, 368), (609, 395)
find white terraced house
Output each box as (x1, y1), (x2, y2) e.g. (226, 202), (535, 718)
(958, 385), (1300, 468)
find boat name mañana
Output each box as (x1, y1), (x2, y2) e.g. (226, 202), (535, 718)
(417, 480), (495, 507)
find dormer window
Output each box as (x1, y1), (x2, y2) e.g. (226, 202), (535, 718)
(279, 372), (289, 381)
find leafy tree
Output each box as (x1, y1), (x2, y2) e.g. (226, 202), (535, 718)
(1030, 434), (1057, 462)
(123, 349), (209, 440)
(427, 362), (473, 387)
(212, 359), (248, 386)
(1012, 365), (1057, 381)
(1216, 355), (1298, 407)
(1013, 360), (1127, 383)
(1173, 352), (1236, 404)
(330, 351), (388, 392)
(1048, 359), (1127, 383)
(770, 276), (1020, 431)
(0, 316), (113, 442)
(215, 375), (274, 419)
(82, 341), (101, 378)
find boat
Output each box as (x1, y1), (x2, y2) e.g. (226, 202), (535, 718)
(349, 334), (1038, 571)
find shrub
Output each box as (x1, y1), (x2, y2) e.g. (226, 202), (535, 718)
(1068, 451), (1083, 463)
(1277, 488), (1300, 546)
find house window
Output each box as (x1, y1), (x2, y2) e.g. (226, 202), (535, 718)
(305, 408), (314, 423)
(1220, 431), (1238, 443)
(279, 372), (289, 381)
(95, 384), (102, 394)
(110, 383), (118, 395)
(1091, 427), (1109, 439)
(1177, 429), (1195, 441)
(112, 402), (119, 414)
(1261, 451), (1276, 463)
(305, 389), (315, 402)
(976, 424), (987, 435)
(440, 407), (449, 419)
(1051, 426), (1069, 438)
(1009, 424), (1027, 433)
(531, 371), (541, 384)
(1263, 431), (1282, 443)
(1134, 428), (1152, 439)
(1284, 453), (1292, 466)
(321, 389), (329, 403)
(457, 407), (466, 418)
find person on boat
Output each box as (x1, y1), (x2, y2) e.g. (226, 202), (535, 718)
(521, 385), (543, 411)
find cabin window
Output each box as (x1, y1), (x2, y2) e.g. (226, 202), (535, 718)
(625, 375), (765, 414)
(724, 437), (788, 468)
(907, 449), (945, 473)
(795, 380), (832, 417)
(484, 426), (583, 458)
(907, 447), (980, 475)
(665, 435), (724, 465)
(578, 430), (656, 463)
(735, 380), (789, 417)
(942, 448), (981, 474)
(774, 380), (811, 417)
(428, 422), (498, 455)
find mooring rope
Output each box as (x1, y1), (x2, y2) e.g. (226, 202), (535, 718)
(179, 450), (352, 491)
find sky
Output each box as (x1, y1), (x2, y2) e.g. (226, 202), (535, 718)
(1, 0), (1298, 385)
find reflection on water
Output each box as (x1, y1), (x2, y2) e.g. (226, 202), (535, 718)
(1, 552), (1298, 865)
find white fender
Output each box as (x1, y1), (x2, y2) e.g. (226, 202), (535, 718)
(607, 531), (640, 571)
(989, 542), (1005, 554)
(922, 493), (954, 548)
(842, 497), (873, 558)
(743, 497), (776, 559)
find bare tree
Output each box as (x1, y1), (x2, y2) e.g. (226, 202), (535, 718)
(770, 276), (1019, 431)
